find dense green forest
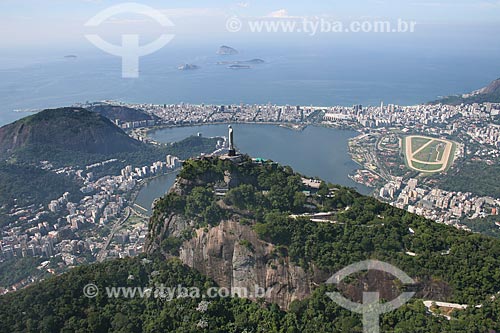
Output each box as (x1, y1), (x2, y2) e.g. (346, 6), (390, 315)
(0, 107), (220, 226)
(0, 108), (143, 157)
(0, 163), (83, 227)
(0, 163), (82, 209)
(0, 107), (219, 177)
(0, 257), (47, 287)
(0, 255), (499, 332)
(150, 156), (500, 307)
(462, 215), (500, 238)
(0, 135), (219, 225)
(3, 156), (500, 331)
(10, 135), (220, 175)
(437, 160), (500, 198)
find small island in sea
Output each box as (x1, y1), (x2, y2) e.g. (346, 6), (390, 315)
(217, 45), (238, 55)
(64, 55), (77, 59)
(217, 59), (265, 65)
(228, 64), (251, 69)
(178, 64), (200, 71)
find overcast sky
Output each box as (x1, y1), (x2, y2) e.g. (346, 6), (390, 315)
(1, 0), (500, 48)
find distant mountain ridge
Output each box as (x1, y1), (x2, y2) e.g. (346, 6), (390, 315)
(431, 78), (500, 105)
(85, 104), (157, 123)
(473, 78), (500, 95)
(0, 107), (143, 157)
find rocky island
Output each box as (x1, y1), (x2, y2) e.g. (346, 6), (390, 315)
(217, 45), (238, 55)
(228, 64), (251, 69)
(178, 64), (200, 71)
(217, 59), (265, 65)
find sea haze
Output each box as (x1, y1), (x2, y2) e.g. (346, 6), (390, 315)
(1, 30), (500, 126)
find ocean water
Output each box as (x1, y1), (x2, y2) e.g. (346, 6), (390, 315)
(4, 31), (500, 210)
(1, 34), (500, 126)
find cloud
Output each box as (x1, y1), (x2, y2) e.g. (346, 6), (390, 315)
(160, 8), (227, 18)
(266, 9), (290, 18)
(236, 2), (249, 8)
(410, 0), (500, 8)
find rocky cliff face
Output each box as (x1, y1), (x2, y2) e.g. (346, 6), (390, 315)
(431, 77), (500, 104)
(146, 158), (329, 309)
(147, 204), (325, 309)
(179, 219), (325, 309)
(146, 156), (456, 310)
(472, 78), (500, 95)
(146, 162), (327, 309)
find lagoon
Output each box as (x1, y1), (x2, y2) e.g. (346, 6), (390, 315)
(135, 124), (370, 214)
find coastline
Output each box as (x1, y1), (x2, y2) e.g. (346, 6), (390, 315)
(131, 169), (181, 212)
(139, 123), (372, 195)
(138, 121), (364, 145)
(138, 121), (309, 139)
(141, 119), (366, 165)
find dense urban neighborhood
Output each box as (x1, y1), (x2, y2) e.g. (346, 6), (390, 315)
(106, 99), (500, 229)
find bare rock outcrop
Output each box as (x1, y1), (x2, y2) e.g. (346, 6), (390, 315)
(179, 220), (322, 309)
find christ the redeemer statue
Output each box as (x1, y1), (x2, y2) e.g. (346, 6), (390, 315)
(228, 125), (236, 156)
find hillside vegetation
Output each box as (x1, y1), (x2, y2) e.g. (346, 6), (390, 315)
(0, 108), (143, 157)
(431, 78), (500, 105)
(0, 108), (220, 224)
(2, 157), (500, 331)
(150, 157), (500, 304)
(2, 255), (500, 332)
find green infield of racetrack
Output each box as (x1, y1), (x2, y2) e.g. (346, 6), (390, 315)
(402, 135), (457, 174)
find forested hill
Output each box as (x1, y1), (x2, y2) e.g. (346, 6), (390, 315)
(0, 108), (220, 226)
(0, 107), (143, 157)
(0, 107), (221, 170)
(0, 256), (499, 333)
(148, 156), (500, 312)
(85, 104), (158, 123)
(431, 78), (500, 105)
(1, 157), (500, 331)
